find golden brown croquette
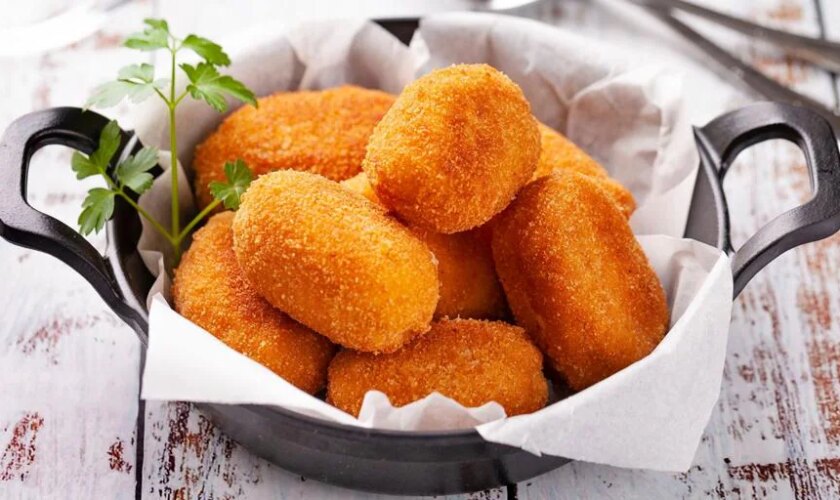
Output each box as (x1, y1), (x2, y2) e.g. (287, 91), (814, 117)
(363, 64), (540, 233)
(232, 171), (439, 354)
(492, 170), (668, 390)
(533, 122), (636, 218)
(172, 212), (335, 394)
(340, 172), (507, 320)
(409, 226), (507, 320)
(533, 122), (608, 179)
(340, 172), (382, 206)
(192, 85), (395, 208)
(327, 319), (548, 417)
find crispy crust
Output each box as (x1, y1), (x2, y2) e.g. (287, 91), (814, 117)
(327, 319), (548, 417)
(492, 170), (669, 390)
(363, 64), (540, 233)
(172, 212), (335, 394)
(533, 123), (636, 218)
(534, 122), (608, 179)
(341, 172), (507, 320)
(409, 226), (507, 320)
(192, 85), (395, 208)
(340, 172), (382, 205)
(232, 171), (439, 353)
(595, 177), (637, 219)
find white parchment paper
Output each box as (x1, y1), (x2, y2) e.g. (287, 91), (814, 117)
(137, 13), (733, 471)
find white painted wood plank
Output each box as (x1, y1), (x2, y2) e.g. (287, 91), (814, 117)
(0, 2), (154, 498)
(520, 0), (840, 498)
(4, 0), (840, 498)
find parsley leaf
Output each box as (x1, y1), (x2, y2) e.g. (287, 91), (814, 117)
(118, 62), (154, 82)
(78, 188), (116, 235)
(73, 18), (261, 261)
(90, 120), (121, 168)
(85, 63), (167, 109)
(72, 121), (121, 179)
(124, 18), (170, 51)
(181, 34), (231, 66)
(144, 19), (169, 31)
(70, 153), (99, 179)
(116, 146), (159, 194)
(209, 159), (252, 210)
(85, 81), (134, 109)
(181, 62), (256, 112)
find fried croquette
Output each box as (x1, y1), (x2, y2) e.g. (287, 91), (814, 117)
(172, 212), (335, 394)
(534, 122), (608, 179)
(340, 172), (382, 206)
(341, 172), (506, 320)
(410, 226), (507, 320)
(363, 64), (540, 233)
(232, 171), (439, 353)
(192, 85), (395, 208)
(595, 177), (637, 219)
(492, 170), (669, 390)
(534, 122), (636, 218)
(327, 319), (548, 417)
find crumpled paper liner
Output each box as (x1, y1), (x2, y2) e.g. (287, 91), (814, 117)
(135, 13), (733, 472)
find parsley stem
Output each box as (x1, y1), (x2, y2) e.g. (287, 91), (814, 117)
(153, 87), (169, 105)
(100, 171), (119, 192)
(173, 90), (189, 107)
(168, 45), (181, 262)
(117, 192), (176, 245)
(177, 199), (221, 242)
(95, 161), (173, 244)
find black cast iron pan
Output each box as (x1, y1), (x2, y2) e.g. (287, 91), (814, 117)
(2, 18), (840, 497)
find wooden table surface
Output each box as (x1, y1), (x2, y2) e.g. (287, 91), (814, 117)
(2, 0), (840, 498)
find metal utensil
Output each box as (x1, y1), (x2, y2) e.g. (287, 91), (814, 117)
(627, 0), (840, 134)
(629, 0), (840, 72)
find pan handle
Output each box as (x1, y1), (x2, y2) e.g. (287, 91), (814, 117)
(689, 101), (840, 297)
(0, 107), (147, 335)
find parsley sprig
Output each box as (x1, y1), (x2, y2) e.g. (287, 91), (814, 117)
(77, 18), (258, 263)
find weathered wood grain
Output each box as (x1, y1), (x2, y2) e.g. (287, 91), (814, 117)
(519, 0), (840, 498)
(0, 3), (154, 498)
(2, 0), (840, 498)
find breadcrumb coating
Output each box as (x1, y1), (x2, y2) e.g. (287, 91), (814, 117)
(363, 64), (540, 233)
(410, 226), (507, 320)
(492, 170), (669, 390)
(533, 122), (608, 179)
(340, 172), (381, 206)
(327, 319), (548, 417)
(232, 171), (439, 353)
(192, 85), (395, 208)
(172, 212), (335, 394)
(340, 172), (507, 320)
(533, 122), (636, 218)
(595, 177), (637, 219)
